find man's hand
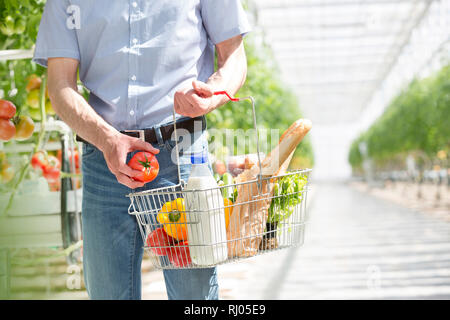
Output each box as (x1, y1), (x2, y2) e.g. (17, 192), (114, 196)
(174, 80), (216, 118)
(99, 133), (160, 189)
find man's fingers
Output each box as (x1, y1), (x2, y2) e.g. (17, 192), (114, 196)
(189, 92), (210, 108)
(182, 91), (209, 117)
(175, 98), (192, 117)
(105, 149), (145, 179)
(192, 80), (213, 98)
(117, 163), (143, 178)
(175, 87), (211, 118)
(116, 172), (145, 189)
(185, 91), (201, 107)
(130, 138), (160, 154)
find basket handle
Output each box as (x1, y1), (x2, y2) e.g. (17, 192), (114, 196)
(213, 91), (264, 191)
(213, 91), (240, 101)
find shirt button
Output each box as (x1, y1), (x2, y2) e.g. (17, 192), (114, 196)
(131, 75), (137, 81)
(129, 110), (135, 116)
(132, 2), (137, 7)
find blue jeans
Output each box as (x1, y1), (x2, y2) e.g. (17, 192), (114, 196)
(81, 129), (219, 300)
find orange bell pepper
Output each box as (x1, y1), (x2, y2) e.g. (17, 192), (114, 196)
(224, 198), (233, 230)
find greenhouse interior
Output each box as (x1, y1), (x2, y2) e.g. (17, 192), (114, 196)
(0, 0), (449, 300)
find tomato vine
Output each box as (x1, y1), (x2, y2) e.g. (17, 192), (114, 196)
(349, 63), (450, 172)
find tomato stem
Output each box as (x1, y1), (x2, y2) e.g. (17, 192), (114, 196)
(137, 155), (152, 168)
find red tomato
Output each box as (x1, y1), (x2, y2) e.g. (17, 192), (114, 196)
(42, 155), (61, 182)
(31, 151), (48, 171)
(167, 241), (191, 268)
(146, 227), (174, 256)
(0, 100), (16, 119)
(0, 119), (16, 141)
(128, 151), (159, 183)
(43, 165), (60, 182)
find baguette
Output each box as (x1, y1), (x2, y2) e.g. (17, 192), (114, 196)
(261, 119), (312, 176)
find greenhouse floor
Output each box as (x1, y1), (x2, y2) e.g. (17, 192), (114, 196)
(350, 181), (450, 223)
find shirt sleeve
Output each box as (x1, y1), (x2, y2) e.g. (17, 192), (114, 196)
(201, 0), (252, 45)
(32, 0), (81, 68)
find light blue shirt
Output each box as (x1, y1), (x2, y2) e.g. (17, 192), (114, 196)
(33, 0), (251, 130)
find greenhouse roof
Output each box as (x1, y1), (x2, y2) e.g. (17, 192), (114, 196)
(251, 0), (447, 125)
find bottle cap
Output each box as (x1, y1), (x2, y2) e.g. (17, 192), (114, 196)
(191, 150), (208, 164)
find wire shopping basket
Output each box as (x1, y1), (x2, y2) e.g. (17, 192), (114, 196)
(127, 92), (312, 269)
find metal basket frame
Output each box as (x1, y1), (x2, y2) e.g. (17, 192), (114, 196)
(127, 94), (312, 269)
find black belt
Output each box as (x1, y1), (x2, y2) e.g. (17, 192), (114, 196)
(76, 116), (206, 145)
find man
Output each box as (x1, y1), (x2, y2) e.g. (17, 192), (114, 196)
(33, 0), (250, 300)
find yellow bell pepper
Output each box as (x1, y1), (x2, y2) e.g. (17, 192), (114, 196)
(157, 198), (187, 241)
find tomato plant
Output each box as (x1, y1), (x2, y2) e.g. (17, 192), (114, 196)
(0, 16), (15, 36)
(349, 63), (450, 171)
(30, 151), (65, 191)
(0, 1), (45, 50)
(128, 151), (159, 183)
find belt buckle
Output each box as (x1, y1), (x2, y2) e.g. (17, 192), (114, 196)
(123, 129), (145, 141)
